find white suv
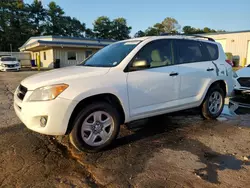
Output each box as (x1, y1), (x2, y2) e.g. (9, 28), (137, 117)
(14, 35), (234, 152)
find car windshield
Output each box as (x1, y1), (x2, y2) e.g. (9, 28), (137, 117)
(1, 57), (16, 61)
(79, 41), (140, 67)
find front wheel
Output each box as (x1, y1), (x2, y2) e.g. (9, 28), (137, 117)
(69, 102), (120, 152)
(201, 85), (225, 120)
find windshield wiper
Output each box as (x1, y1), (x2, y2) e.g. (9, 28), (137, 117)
(83, 64), (96, 67)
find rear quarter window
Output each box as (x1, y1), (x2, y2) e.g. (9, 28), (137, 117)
(203, 42), (219, 60)
(175, 39), (205, 64)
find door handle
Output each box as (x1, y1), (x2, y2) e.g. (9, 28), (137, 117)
(207, 68), (214, 71)
(169, 72), (179, 76)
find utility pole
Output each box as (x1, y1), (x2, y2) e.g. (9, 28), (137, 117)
(10, 44), (12, 56)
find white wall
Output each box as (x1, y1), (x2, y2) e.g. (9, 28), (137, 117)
(204, 32), (250, 66)
(39, 49), (54, 68)
(53, 47), (98, 67)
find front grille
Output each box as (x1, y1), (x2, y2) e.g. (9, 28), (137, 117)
(237, 77), (250, 87)
(7, 64), (15, 68)
(17, 84), (27, 100)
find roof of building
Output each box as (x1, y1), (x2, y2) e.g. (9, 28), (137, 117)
(202, 30), (250, 35)
(37, 40), (108, 47)
(20, 35), (115, 51)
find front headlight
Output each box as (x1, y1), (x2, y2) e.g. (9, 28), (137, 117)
(28, 84), (68, 101)
(0, 63), (5, 67)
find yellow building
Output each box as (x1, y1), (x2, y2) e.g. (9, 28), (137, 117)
(204, 30), (250, 66)
(19, 36), (115, 68)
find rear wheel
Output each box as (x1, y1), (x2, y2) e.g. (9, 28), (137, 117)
(69, 102), (120, 152)
(201, 85), (225, 119)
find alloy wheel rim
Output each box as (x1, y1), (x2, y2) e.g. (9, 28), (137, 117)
(81, 111), (114, 146)
(208, 91), (223, 114)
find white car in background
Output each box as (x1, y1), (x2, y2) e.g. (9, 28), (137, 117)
(234, 65), (250, 95)
(0, 56), (21, 71)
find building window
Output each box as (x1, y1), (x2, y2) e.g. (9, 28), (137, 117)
(68, 51), (76, 60)
(43, 52), (46, 60)
(85, 50), (93, 59)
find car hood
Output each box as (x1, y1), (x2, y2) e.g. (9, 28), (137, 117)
(21, 66), (111, 90)
(0, 61), (18, 65)
(236, 67), (250, 77)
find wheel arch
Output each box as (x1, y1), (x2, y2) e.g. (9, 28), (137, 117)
(66, 93), (126, 135)
(201, 80), (227, 105)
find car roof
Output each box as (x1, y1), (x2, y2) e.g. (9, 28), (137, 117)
(124, 35), (216, 44)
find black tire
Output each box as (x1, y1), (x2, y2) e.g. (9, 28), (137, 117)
(201, 84), (225, 120)
(69, 102), (121, 153)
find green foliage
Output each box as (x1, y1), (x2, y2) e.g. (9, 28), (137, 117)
(93, 16), (131, 40)
(0, 0), (31, 51)
(93, 16), (112, 39)
(134, 17), (180, 37)
(134, 30), (146, 37)
(111, 18), (131, 40)
(27, 0), (47, 36)
(158, 17), (180, 33)
(182, 25), (218, 34)
(0, 0), (90, 51)
(144, 27), (160, 36)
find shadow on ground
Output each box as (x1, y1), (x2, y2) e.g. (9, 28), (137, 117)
(60, 112), (250, 187)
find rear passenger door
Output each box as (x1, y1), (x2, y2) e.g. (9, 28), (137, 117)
(175, 39), (217, 105)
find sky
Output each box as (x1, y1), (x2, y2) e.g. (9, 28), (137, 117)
(25, 0), (250, 35)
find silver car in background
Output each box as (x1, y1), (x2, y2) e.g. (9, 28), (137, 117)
(0, 56), (21, 71)
(234, 65), (250, 95)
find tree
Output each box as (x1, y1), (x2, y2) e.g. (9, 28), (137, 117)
(156, 17), (180, 33)
(144, 27), (160, 36)
(84, 28), (94, 38)
(62, 16), (86, 37)
(135, 17), (180, 37)
(93, 16), (131, 40)
(0, 0), (32, 51)
(134, 30), (145, 37)
(111, 18), (131, 40)
(182, 26), (196, 34)
(183, 25), (218, 34)
(44, 1), (65, 35)
(93, 16), (112, 39)
(28, 0), (47, 35)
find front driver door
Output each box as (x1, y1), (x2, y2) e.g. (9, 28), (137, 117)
(127, 39), (180, 118)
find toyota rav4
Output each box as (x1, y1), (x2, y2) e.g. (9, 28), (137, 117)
(14, 35), (234, 152)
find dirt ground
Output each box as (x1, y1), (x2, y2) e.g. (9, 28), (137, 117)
(1, 70), (250, 188)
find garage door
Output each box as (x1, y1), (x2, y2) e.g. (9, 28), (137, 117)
(247, 41), (250, 66)
(215, 39), (227, 51)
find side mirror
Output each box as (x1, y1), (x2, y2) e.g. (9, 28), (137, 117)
(130, 59), (150, 71)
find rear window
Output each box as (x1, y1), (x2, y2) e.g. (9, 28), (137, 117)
(175, 40), (205, 64)
(203, 42), (219, 60)
(0, 57), (16, 61)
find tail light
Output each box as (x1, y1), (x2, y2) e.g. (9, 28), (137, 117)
(225, 59), (233, 67)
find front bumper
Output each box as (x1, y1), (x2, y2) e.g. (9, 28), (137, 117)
(14, 89), (77, 135)
(0, 66), (20, 71)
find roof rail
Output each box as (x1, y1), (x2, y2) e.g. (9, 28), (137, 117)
(160, 33), (215, 42)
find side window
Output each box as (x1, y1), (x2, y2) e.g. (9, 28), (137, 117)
(203, 42), (219, 60)
(175, 40), (205, 64)
(134, 39), (174, 68)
